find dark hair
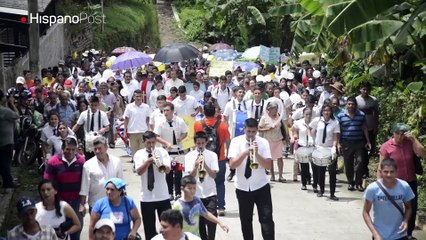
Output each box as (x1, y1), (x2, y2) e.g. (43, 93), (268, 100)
(178, 85), (186, 93)
(307, 94), (317, 104)
(203, 102), (216, 117)
(159, 209), (183, 228)
(90, 95), (100, 103)
(56, 122), (68, 136)
(157, 95), (166, 101)
(219, 75), (227, 82)
(0, 89), (4, 100)
(193, 131), (208, 142)
(38, 179), (62, 218)
(163, 102), (175, 111)
(77, 98), (89, 108)
(48, 110), (60, 121)
(380, 158), (397, 170)
(134, 89), (143, 95)
(181, 175), (196, 187)
(360, 82), (372, 90)
(244, 118), (258, 129)
(346, 96), (357, 106)
(170, 87), (178, 93)
(225, 70), (232, 76)
(155, 80), (163, 86)
(320, 104), (335, 119)
(193, 81), (200, 87)
(62, 137), (78, 150)
(143, 131), (157, 142)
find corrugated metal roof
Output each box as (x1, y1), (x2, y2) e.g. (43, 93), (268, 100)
(0, 0), (52, 14)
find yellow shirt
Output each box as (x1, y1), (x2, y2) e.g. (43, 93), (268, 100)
(42, 77), (56, 87)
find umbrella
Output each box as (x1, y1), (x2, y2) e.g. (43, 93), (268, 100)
(233, 62), (260, 72)
(154, 43), (200, 63)
(211, 49), (241, 61)
(209, 43), (233, 51)
(110, 51), (152, 70)
(111, 46), (136, 55)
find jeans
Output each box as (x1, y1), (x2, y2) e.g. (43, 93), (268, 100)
(215, 160), (227, 209)
(0, 144), (14, 187)
(200, 195), (218, 240)
(140, 200), (171, 240)
(407, 181), (418, 237)
(236, 184), (275, 240)
(68, 198), (83, 240)
(341, 140), (367, 186)
(315, 161), (337, 195)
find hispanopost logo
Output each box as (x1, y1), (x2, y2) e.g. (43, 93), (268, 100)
(21, 12), (106, 26)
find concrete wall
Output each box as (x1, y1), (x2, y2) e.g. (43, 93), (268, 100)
(1, 23), (67, 90)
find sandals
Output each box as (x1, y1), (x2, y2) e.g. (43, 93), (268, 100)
(278, 178), (287, 183)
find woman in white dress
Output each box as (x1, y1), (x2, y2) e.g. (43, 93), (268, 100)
(36, 179), (81, 239)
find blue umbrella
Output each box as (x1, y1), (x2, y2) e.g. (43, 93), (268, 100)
(211, 49), (241, 61)
(234, 62), (260, 72)
(110, 51), (153, 70)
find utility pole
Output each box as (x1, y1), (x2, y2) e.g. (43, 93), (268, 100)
(28, 0), (40, 77)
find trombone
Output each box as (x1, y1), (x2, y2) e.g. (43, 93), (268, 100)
(151, 148), (166, 173)
(249, 139), (259, 169)
(197, 150), (207, 181)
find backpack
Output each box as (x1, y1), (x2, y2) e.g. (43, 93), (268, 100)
(201, 119), (221, 154)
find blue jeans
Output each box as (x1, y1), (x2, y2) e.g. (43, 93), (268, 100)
(215, 160), (227, 209)
(68, 198), (83, 240)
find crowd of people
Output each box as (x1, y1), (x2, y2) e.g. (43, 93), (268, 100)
(0, 47), (424, 240)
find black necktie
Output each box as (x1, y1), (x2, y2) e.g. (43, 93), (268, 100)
(147, 153), (154, 191)
(322, 122), (329, 144)
(90, 112), (95, 131)
(244, 143), (252, 179)
(238, 103), (241, 111)
(53, 128), (57, 136)
(255, 105), (260, 120)
(168, 121), (177, 145)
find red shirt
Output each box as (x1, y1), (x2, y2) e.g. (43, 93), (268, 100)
(380, 138), (416, 182)
(194, 117), (230, 161)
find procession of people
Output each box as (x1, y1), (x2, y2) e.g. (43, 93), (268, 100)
(1, 45), (425, 240)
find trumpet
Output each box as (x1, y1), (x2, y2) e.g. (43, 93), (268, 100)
(197, 150), (207, 181)
(151, 148), (166, 173)
(249, 139), (259, 169)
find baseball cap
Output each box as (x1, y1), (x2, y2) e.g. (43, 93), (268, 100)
(94, 219), (115, 233)
(392, 123), (410, 133)
(64, 80), (73, 88)
(16, 196), (36, 214)
(104, 178), (127, 190)
(16, 76), (25, 85)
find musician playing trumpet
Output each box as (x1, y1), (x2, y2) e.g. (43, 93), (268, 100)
(134, 131), (172, 240)
(228, 118), (275, 240)
(184, 131), (219, 240)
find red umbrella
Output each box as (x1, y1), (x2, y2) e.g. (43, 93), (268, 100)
(111, 46), (137, 55)
(209, 43), (233, 51)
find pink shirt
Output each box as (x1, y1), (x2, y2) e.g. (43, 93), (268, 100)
(379, 138), (416, 182)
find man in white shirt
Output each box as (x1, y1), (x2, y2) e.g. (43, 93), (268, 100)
(246, 87), (265, 121)
(72, 95), (110, 159)
(189, 82), (204, 102)
(124, 89), (151, 161)
(211, 76), (232, 113)
(228, 118), (275, 240)
(172, 86), (200, 118)
(134, 131), (172, 240)
(152, 209), (201, 240)
(184, 131), (219, 240)
(154, 102), (188, 200)
(79, 136), (123, 213)
(122, 71), (139, 103)
(149, 80), (167, 110)
(149, 95), (167, 131)
(317, 78), (332, 108)
(165, 70), (184, 97)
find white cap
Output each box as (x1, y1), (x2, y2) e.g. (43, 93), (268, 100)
(313, 70), (321, 78)
(287, 72), (294, 80)
(255, 75), (264, 82)
(94, 219), (115, 233)
(16, 76), (25, 84)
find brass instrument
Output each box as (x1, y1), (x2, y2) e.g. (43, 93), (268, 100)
(197, 150), (207, 181)
(249, 139), (259, 169)
(151, 148), (166, 173)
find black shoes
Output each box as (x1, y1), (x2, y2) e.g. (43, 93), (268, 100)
(356, 185), (365, 192)
(313, 188), (319, 193)
(330, 195), (339, 201)
(317, 192), (323, 197)
(348, 184), (355, 191)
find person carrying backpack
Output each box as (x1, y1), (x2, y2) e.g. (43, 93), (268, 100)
(194, 102), (230, 216)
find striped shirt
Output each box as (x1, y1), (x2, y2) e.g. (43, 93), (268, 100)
(337, 110), (366, 141)
(44, 154), (85, 201)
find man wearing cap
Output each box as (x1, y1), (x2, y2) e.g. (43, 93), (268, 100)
(379, 123), (426, 239)
(79, 136), (123, 213)
(8, 197), (58, 239)
(329, 82), (346, 108)
(93, 219), (115, 240)
(7, 76), (32, 104)
(337, 96), (371, 192)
